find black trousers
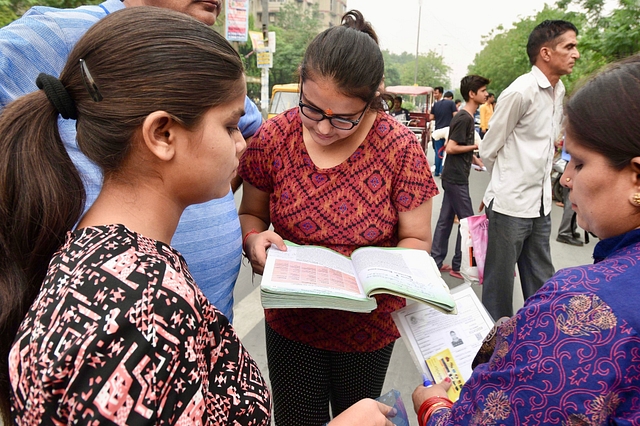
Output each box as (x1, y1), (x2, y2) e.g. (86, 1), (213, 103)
(265, 322), (395, 426)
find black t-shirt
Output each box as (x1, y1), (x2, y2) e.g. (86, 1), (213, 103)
(442, 109), (476, 185)
(430, 99), (457, 129)
(390, 108), (410, 122)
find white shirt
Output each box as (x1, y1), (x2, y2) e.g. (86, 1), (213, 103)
(481, 66), (565, 218)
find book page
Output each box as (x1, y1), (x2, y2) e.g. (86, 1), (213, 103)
(391, 285), (494, 381)
(351, 247), (452, 306)
(261, 244), (365, 298)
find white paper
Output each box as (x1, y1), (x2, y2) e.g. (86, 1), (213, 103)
(391, 284), (494, 381)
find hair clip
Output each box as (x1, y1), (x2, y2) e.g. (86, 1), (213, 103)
(79, 58), (103, 102)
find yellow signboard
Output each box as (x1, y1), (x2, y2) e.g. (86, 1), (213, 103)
(257, 48), (272, 68)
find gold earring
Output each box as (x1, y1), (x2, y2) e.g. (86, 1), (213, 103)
(632, 193), (640, 206)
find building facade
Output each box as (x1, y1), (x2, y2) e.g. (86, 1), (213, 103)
(249, 0), (347, 31)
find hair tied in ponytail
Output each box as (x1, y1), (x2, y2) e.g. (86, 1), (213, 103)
(35, 73), (78, 120)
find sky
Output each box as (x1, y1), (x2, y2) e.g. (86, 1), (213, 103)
(346, 0), (596, 88)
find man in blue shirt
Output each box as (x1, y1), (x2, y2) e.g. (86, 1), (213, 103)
(429, 87), (457, 176)
(0, 0), (262, 321)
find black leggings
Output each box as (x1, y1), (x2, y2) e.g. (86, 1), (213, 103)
(265, 323), (395, 426)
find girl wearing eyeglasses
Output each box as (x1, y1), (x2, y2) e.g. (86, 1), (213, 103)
(239, 10), (438, 426)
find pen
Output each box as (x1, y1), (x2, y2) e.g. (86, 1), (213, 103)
(422, 373), (432, 387)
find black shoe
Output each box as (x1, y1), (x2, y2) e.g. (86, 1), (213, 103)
(557, 234), (584, 246)
(573, 231), (581, 239)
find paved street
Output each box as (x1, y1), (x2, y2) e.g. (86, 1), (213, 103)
(231, 145), (595, 425)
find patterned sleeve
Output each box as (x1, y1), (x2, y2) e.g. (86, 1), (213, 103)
(10, 247), (270, 425)
(390, 128), (439, 212)
(238, 114), (282, 193)
(428, 266), (640, 424)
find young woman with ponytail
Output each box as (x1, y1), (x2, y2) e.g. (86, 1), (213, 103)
(0, 7), (271, 424)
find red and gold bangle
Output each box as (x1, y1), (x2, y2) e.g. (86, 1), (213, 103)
(418, 396), (453, 426)
(242, 229), (260, 252)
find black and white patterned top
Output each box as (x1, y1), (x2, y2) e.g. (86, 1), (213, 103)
(10, 224), (271, 425)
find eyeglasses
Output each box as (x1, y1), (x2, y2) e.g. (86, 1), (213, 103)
(298, 84), (368, 130)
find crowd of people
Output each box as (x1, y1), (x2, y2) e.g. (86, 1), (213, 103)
(0, 1), (639, 425)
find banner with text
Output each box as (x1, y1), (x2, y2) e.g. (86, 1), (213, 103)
(225, 0), (248, 42)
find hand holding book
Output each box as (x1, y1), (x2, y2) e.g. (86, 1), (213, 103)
(260, 242), (456, 313)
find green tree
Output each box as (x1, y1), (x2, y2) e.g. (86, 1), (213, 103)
(468, 1), (640, 97)
(468, 5), (581, 96)
(558, 0), (640, 76)
(383, 49), (451, 88)
(0, 4), (17, 27)
(268, 2), (321, 89)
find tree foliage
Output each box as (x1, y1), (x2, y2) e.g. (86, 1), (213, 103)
(469, 5), (584, 96)
(559, 0), (640, 75)
(468, 1), (640, 97)
(268, 2), (320, 87)
(383, 49), (451, 89)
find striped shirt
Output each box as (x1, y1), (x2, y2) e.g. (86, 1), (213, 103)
(0, 0), (262, 320)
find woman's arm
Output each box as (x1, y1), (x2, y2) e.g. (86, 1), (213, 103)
(238, 181), (285, 274)
(396, 199), (433, 252)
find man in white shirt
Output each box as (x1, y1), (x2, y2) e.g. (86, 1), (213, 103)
(479, 20), (580, 320)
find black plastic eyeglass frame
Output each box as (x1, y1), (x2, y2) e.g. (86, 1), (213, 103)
(298, 83), (368, 130)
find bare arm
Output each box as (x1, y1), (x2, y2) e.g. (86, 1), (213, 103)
(445, 138), (478, 155)
(396, 199), (433, 252)
(238, 181), (285, 274)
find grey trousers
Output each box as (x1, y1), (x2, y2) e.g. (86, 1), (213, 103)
(557, 186), (576, 237)
(481, 201), (555, 320)
(431, 180), (474, 271)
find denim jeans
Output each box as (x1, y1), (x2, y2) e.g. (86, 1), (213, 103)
(432, 138), (445, 176)
(431, 181), (474, 271)
(481, 201), (555, 320)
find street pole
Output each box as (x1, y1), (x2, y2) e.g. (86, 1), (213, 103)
(413, 0), (423, 86)
(260, 0), (269, 119)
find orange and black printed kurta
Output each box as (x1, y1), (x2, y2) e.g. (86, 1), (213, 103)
(10, 224), (271, 425)
(239, 108), (438, 352)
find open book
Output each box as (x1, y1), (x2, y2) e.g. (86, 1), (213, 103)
(260, 242), (456, 313)
(391, 284), (494, 401)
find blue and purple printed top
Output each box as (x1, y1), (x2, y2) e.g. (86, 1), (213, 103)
(431, 228), (640, 425)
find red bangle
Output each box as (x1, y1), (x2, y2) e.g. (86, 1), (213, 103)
(242, 229), (260, 252)
(423, 403), (451, 425)
(418, 396), (453, 426)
